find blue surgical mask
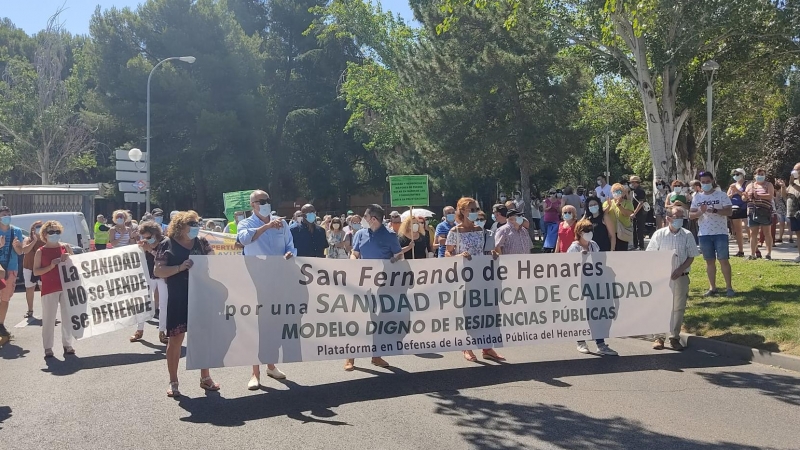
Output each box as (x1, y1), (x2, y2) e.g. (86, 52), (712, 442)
(733, 175), (743, 182)
(755, 175), (766, 182)
(35, 227), (41, 235)
(589, 205), (599, 215)
(47, 233), (60, 244)
(701, 183), (713, 192)
(515, 216), (524, 225)
(115, 218), (124, 225)
(351, 223), (361, 231)
(0, 216), (10, 226)
(673, 187), (681, 194)
(671, 218), (684, 229)
(491, 214), (497, 222)
(468, 212), (479, 222)
(154, 216), (163, 225)
(475, 220), (486, 228)
(187, 226), (200, 239)
(446, 214), (455, 223)
(306, 213), (317, 223)
(258, 204), (272, 217)
(563, 213), (573, 221)
(613, 190), (623, 197)
(145, 237), (156, 245)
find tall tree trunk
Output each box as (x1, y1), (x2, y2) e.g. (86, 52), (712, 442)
(193, 158), (206, 214)
(675, 120), (698, 182)
(518, 153), (535, 243)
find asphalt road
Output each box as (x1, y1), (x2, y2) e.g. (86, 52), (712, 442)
(1, 291), (799, 450)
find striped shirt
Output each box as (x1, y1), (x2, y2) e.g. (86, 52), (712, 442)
(646, 227), (700, 272)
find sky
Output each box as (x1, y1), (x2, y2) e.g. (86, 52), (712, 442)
(0, 0), (416, 36)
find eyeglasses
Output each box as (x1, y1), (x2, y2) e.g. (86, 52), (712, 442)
(253, 199), (269, 205)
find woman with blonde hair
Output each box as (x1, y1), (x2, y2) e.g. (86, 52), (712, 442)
(32, 220), (75, 358)
(555, 205), (578, 253)
(109, 210), (134, 248)
(744, 167), (775, 260)
(129, 220), (164, 343)
(445, 197), (505, 363)
(326, 216), (350, 259)
(603, 183), (635, 251)
(154, 210), (219, 397)
(398, 214), (431, 259)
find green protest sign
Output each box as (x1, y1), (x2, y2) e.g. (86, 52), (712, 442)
(223, 190), (254, 221)
(389, 175), (429, 207)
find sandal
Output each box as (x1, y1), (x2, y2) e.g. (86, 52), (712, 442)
(44, 348), (54, 359)
(482, 349), (506, 362)
(63, 347), (75, 355)
(167, 382), (181, 398)
(159, 331), (169, 345)
(463, 350), (477, 362)
(24, 310), (34, 319)
(200, 377), (220, 391)
(129, 330), (143, 342)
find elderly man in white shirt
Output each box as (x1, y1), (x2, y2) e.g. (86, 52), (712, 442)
(646, 205), (700, 351)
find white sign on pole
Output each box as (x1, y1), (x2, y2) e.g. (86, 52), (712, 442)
(124, 193), (147, 203)
(118, 183), (141, 193)
(115, 149), (147, 162)
(186, 252), (674, 369)
(116, 171), (143, 182)
(116, 161), (146, 172)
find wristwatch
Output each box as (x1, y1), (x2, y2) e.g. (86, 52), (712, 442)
(711, 207), (718, 214)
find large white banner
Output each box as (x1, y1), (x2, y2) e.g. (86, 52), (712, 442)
(186, 251), (675, 369)
(62, 246), (154, 339)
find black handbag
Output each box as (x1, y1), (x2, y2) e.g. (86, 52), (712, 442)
(750, 206), (772, 225)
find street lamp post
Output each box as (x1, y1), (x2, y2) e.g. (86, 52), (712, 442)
(145, 56), (196, 212)
(702, 60), (720, 172)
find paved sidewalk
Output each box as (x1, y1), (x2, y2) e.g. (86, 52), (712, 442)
(726, 236), (799, 262)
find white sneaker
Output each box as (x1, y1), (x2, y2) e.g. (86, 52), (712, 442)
(576, 342), (590, 354)
(266, 367), (286, 380)
(596, 343), (618, 356)
(247, 374), (260, 390)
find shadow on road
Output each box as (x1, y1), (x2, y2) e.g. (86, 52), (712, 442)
(0, 405), (10, 430)
(176, 352), (749, 428)
(41, 350), (170, 376)
(430, 391), (775, 450)
(699, 371), (800, 407)
(0, 342), (30, 360)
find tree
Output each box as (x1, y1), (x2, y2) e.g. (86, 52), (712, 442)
(440, 0), (800, 182)
(0, 14), (94, 184)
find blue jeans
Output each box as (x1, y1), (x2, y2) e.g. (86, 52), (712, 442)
(699, 234), (730, 260)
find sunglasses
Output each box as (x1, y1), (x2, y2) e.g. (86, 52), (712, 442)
(46, 230), (61, 236)
(253, 199), (270, 205)
(187, 221), (200, 227)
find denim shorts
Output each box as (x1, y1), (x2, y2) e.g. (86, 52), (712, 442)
(698, 234), (730, 260)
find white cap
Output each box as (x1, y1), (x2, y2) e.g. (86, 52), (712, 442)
(732, 168), (746, 176)
(169, 210), (179, 219)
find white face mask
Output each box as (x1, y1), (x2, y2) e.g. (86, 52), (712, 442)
(332, 223), (340, 229)
(792, 170), (799, 178)
(582, 231), (593, 242)
(514, 216), (524, 225)
(258, 204), (272, 217)
(412, 223), (420, 232)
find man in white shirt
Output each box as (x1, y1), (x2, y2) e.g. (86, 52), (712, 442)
(595, 175), (612, 204)
(690, 172), (735, 297)
(647, 206), (700, 351)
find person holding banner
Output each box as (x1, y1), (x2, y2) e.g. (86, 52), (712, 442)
(445, 197), (505, 363)
(154, 211), (220, 397)
(566, 219), (618, 356)
(493, 209), (532, 256)
(647, 206), (700, 351)
(236, 190), (293, 389)
(130, 221), (165, 343)
(32, 221), (76, 358)
(345, 204), (404, 371)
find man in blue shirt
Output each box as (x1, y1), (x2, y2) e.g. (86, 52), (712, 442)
(345, 204), (403, 371)
(435, 206), (456, 257)
(0, 206), (24, 344)
(236, 190), (295, 389)
(290, 204), (327, 257)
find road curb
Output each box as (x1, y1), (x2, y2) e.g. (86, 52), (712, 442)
(679, 333), (800, 373)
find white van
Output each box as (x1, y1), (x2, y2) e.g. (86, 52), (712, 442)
(10, 212), (92, 252)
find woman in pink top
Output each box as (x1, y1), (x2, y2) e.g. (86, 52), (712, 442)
(542, 189), (562, 252)
(555, 205), (577, 253)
